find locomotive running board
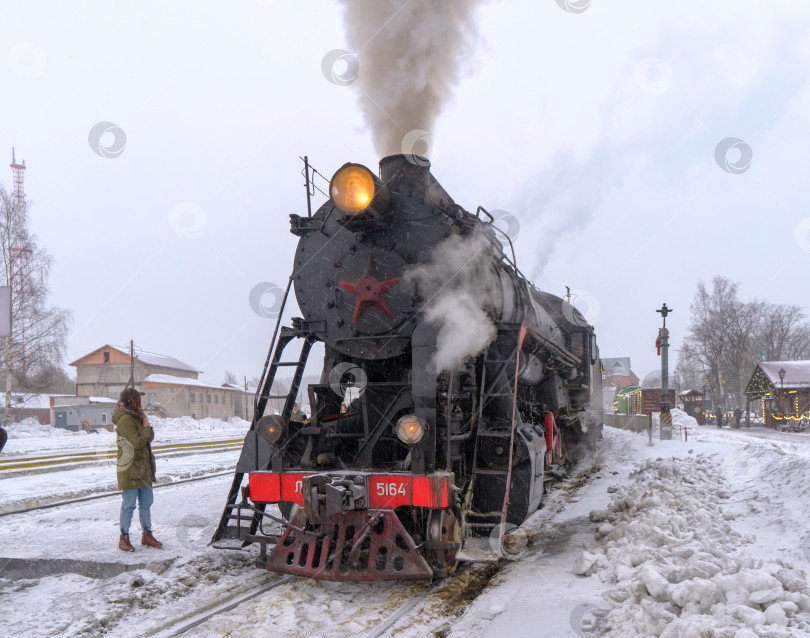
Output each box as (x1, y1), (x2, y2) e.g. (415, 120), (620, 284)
(456, 537), (501, 562)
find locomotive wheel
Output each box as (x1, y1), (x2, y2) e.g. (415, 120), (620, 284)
(426, 509), (461, 573)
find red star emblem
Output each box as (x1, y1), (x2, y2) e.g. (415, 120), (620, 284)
(338, 254), (403, 323)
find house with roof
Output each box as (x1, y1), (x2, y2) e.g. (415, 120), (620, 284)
(0, 393), (73, 426)
(70, 345), (200, 400)
(68, 344), (255, 421)
(601, 357), (639, 390)
(745, 361), (810, 428)
(678, 389), (706, 424)
(143, 374), (255, 421)
(601, 357), (640, 413)
(51, 396), (118, 431)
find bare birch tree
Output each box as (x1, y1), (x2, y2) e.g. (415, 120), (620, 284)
(0, 183), (72, 424)
(679, 276), (810, 410)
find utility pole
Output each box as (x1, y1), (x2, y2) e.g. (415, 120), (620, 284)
(657, 303), (673, 440)
(128, 339), (135, 389)
(244, 375), (248, 421)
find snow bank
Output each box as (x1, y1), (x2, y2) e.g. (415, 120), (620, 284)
(147, 415), (250, 434)
(4, 417), (73, 439)
(649, 408), (699, 439)
(4, 416), (248, 440)
(2, 415), (249, 457)
(574, 454), (810, 636)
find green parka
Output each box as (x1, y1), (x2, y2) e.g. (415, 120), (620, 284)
(113, 406), (156, 490)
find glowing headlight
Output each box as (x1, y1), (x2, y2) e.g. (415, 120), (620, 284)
(396, 414), (425, 445)
(330, 163), (376, 215)
(257, 414), (286, 445)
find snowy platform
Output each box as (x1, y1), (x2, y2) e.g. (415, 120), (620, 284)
(3, 411), (810, 636)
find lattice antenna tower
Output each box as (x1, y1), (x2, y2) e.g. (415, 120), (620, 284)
(9, 148), (33, 376)
(9, 149), (32, 296)
(10, 148), (26, 213)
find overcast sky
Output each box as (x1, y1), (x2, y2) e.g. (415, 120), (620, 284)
(2, 0), (810, 387)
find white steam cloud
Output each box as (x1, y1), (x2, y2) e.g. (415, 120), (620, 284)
(425, 293), (496, 374)
(406, 231), (501, 373)
(337, 0), (488, 158)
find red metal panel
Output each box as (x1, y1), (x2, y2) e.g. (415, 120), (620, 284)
(368, 475), (412, 508)
(280, 472), (309, 505)
(253, 472), (450, 509)
(544, 412), (556, 453)
(249, 473), (280, 503)
(412, 476), (448, 508)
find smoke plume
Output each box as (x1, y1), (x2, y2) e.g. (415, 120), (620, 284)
(405, 231), (501, 373)
(337, 0), (487, 158)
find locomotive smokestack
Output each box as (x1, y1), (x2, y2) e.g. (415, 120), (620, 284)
(336, 0), (487, 159)
(379, 154), (454, 206)
(379, 154), (430, 185)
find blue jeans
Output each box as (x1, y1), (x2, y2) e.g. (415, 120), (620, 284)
(120, 486), (154, 535)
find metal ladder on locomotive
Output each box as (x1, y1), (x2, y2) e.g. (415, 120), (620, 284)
(211, 281), (315, 550)
(457, 326), (526, 560)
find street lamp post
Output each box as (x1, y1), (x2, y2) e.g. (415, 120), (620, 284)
(702, 382), (707, 425)
(778, 367), (786, 427)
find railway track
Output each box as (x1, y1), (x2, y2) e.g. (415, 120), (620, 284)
(148, 576), (297, 638)
(141, 454), (605, 637)
(0, 438), (243, 474)
(0, 469), (234, 518)
(361, 580), (442, 638)
(147, 574), (442, 638)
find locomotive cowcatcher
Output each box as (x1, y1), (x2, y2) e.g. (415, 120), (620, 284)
(212, 154), (602, 581)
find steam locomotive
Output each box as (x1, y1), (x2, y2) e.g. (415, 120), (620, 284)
(212, 154), (602, 581)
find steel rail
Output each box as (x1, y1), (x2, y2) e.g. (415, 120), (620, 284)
(148, 576), (296, 638)
(0, 441), (242, 473)
(362, 580), (442, 638)
(0, 470), (234, 518)
(0, 437), (243, 466)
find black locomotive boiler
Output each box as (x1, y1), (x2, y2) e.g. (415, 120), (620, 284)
(213, 154), (602, 581)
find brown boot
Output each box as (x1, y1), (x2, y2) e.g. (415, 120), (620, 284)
(142, 531), (163, 548)
(119, 534), (135, 552)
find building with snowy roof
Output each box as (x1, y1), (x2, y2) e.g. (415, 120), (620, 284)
(0, 394), (74, 426)
(611, 370), (678, 416)
(601, 357), (639, 389)
(678, 389), (707, 424)
(745, 361), (810, 428)
(70, 344), (200, 400)
(51, 397), (118, 431)
(67, 344), (258, 421)
(143, 374), (255, 421)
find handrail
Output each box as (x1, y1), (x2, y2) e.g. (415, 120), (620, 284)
(476, 205), (519, 277)
(253, 278), (294, 420)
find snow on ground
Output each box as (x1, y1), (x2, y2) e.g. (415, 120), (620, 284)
(0, 473), (279, 637)
(440, 412), (810, 638)
(2, 416), (249, 457)
(0, 416), (249, 512)
(0, 450), (240, 513)
(3, 410), (810, 637)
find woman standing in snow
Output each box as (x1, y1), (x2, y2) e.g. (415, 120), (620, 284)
(114, 387), (163, 552)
